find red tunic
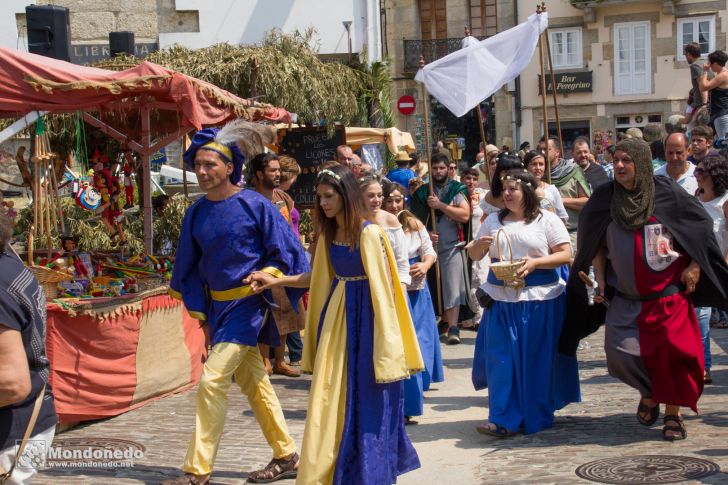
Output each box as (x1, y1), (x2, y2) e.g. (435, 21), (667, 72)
(633, 217), (703, 411)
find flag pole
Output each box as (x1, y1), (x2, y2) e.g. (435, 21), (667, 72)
(537, 3), (551, 183)
(464, 26), (489, 152)
(542, 4), (564, 164)
(418, 55), (443, 316)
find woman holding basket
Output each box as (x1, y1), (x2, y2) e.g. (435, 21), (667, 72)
(467, 169), (580, 436)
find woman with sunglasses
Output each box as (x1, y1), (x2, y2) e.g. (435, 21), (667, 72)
(383, 181), (445, 423)
(694, 155), (728, 382)
(699, 50), (728, 140)
(245, 165), (423, 484)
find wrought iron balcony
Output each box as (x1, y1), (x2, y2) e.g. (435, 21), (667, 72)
(403, 37), (485, 72)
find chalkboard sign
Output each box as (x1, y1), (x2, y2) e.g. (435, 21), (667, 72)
(278, 126), (346, 208)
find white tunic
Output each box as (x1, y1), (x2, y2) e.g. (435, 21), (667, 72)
(404, 227), (437, 260)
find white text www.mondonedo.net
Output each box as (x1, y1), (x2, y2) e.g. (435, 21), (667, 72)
(44, 461), (134, 469)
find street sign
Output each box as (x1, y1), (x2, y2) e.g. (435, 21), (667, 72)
(397, 95), (416, 115)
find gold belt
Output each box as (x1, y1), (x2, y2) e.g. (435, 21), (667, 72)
(209, 285), (255, 301)
(335, 274), (368, 281)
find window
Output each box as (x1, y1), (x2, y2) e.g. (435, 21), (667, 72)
(549, 28), (582, 69)
(469, 0), (497, 38)
(677, 16), (715, 58)
(614, 22), (651, 96)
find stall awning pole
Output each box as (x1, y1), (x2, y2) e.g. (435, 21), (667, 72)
(141, 102), (153, 254)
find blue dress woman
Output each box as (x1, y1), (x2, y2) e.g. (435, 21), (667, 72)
(383, 182), (445, 419)
(467, 169), (580, 436)
(247, 165), (423, 484)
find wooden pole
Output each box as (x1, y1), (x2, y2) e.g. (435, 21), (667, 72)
(141, 102), (153, 254)
(537, 4), (551, 184)
(543, 13), (564, 164)
(49, 157), (65, 234)
(181, 134), (189, 199)
(418, 55), (443, 316)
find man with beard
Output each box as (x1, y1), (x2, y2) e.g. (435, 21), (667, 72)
(164, 122), (309, 485)
(542, 135), (591, 248)
(250, 153), (304, 378)
(572, 136), (609, 190)
(411, 153), (473, 345)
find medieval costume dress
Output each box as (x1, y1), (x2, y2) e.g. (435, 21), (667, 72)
(168, 123), (310, 479)
(298, 222), (423, 485)
(471, 210), (581, 434)
(402, 225), (445, 417)
(559, 140), (728, 414)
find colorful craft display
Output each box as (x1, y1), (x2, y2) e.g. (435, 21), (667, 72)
(31, 245), (172, 300)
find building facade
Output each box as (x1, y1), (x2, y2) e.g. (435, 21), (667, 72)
(516, 0), (728, 157)
(384, 0), (518, 160)
(2, 1), (380, 64)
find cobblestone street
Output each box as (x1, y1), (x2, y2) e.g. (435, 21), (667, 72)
(34, 326), (728, 484)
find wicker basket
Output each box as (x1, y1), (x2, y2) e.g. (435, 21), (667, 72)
(489, 229), (524, 290)
(28, 265), (73, 301)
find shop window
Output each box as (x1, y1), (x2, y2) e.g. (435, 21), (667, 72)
(549, 28), (582, 70)
(677, 16), (715, 59)
(614, 21), (651, 96)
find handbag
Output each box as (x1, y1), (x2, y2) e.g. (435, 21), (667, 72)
(406, 230), (427, 291)
(0, 386), (46, 484)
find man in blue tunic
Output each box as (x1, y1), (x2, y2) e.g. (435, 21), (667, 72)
(163, 120), (310, 485)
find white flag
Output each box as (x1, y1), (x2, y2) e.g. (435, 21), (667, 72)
(415, 12), (548, 118)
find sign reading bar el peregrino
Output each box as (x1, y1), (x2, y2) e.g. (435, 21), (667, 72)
(538, 71), (592, 94)
(278, 126), (346, 209)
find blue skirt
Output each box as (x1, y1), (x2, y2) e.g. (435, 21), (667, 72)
(472, 293), (580, 434)
(403, 280), (445, 416)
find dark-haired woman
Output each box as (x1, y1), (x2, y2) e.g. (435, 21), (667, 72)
(246, 164), (423, 484)
(467, 169), (580, 436)
(695, 155), (728, 380)
(523, 150), (569, 225)
(699, 50), (728, 140)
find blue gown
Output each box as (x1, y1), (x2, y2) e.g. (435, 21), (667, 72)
(403, 256), (445, 417)
(298, 223), (422, 485)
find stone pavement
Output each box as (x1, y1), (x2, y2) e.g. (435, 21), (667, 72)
(34, 326), (728, 484)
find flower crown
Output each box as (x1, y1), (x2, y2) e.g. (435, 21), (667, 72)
(500, 173), (532, 187)
(316, 169), (342, 183)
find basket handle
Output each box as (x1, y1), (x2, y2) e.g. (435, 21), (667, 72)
(494, 228), (514, 263)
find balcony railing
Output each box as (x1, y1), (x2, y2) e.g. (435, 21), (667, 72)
(403, 37), (485, 72)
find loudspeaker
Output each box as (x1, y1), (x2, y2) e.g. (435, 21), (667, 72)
(109, 31), (135, 57)
(26, 5), (71, 61)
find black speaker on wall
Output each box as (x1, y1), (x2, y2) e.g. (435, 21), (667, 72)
(109, 31), (135, 57)
(26, 5), (71, 61)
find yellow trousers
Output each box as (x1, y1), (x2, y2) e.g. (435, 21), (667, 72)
(183, 342), (297, 475)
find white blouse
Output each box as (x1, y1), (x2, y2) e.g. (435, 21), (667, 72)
(543, 184), (569, 223)
(383, 225), (412, 285)
(404, 227), (437, 260)
(700, 192), (728, 256)
(476, 210), (570, 302)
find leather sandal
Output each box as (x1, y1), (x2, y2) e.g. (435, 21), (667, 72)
(637, 399), (660, 426)
(273, 361), (301, 378)
(247, 452), (299, 483)
(476, 422), (515, 438)
(662, 414), (687, 441)
(160, 472), (210, 485)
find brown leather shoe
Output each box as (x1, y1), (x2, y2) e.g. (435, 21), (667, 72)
(247, 452), (299, 483)
(273, 361), (301, 377)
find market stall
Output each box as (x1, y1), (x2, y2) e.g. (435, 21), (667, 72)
(46, 288), (205, 425)
(0, 46), (291, 424)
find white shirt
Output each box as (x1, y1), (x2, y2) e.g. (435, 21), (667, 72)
(476, 210), (570, 302)
(543, 183), (569, 223)
(654, 163), (698, 195)
(383, 225), (411, 285)
(700, 192), (728, 256)
(404, 227), (437, 260)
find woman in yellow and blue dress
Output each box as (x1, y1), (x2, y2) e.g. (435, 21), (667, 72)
(246, 164), (423, 484)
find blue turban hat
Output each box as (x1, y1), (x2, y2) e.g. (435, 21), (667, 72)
(183, 127), (245, 185)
